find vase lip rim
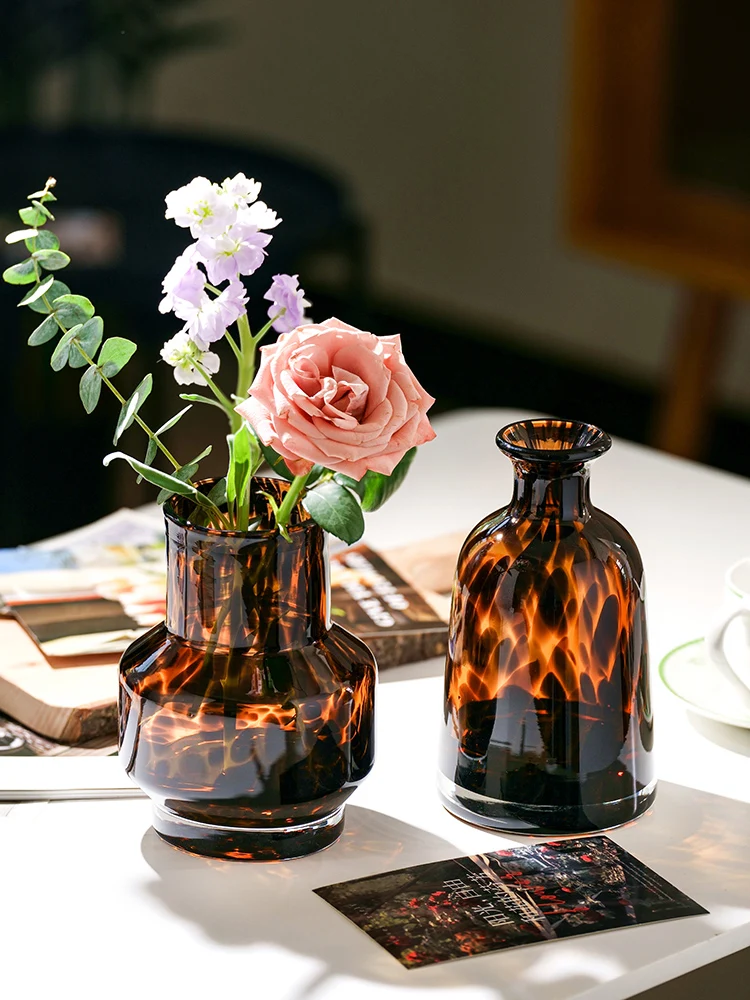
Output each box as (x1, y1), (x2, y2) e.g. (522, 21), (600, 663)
(496, 418), (612, 463)
(163, 476), (314, 539)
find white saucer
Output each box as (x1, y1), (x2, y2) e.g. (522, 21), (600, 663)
(659, 639), (750, 729)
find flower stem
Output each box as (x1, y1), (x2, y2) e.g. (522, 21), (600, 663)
(253, 309), (285, 345)
(192, 361), (235, 415)
(275, 471), (311, 539)
(234, 311), (255, 432)
(224, 330), (242, 362)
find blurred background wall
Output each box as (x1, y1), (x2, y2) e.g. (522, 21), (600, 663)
(150, 0), (750, 411)
(4, 0), (750, 542)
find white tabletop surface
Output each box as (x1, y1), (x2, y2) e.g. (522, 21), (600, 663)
(3, 408), (750, 1000)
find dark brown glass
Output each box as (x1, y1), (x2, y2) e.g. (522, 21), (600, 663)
(119, 479), (377, 860)
(439, 420), (655, 834)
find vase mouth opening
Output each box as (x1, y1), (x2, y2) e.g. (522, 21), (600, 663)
(164, 476), (313, 538)
(496, 419), (612, 464)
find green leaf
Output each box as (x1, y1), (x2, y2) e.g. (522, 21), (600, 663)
(19, 206), (46, 227)
(17, 274), (54, 306)
(32, 249), (70, 271)
(50, 325), (82, 371)
(306, 464), (326, 487)
(52, 293), (95, 327)
(156, 405), (191, 437)
(303, 480), (365, 544)
(155, 460), (200, 505)
(257, 438), (294, 481)
(104, 453), (213, 507)
(189, 444), (213, 466)
(98, 337), (136, 376)
(28, 314), (60, 346)
(3, 259), (37, 285)
(227, 423), (257, 508)
(27, 279), (68, 314)
(79, 365), (102, 413)
(154, 445), (212, 504)
(32, 200), (54, 221)
(69, 316), (103, 367)
(188, 477), (229, 527)
(335, 447), (417, 512)
(114, 374), (153, 444)
(5, 228), (38, 244)
(179, 392), (225, 412)
(27, 188), (55, 200)
(206, 477), (227, 507)
(137, 437), (159, 485)
(26, 230), (59, 253)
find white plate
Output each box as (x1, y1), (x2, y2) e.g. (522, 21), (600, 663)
(659, 638), (750, 729)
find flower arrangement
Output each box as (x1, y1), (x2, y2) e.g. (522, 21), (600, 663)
(3, 176), (435, 541)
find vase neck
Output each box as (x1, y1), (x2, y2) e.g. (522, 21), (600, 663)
(496, 418), (610, 521)
(164, 518), (329, 651)
(510, 461), (592, 521)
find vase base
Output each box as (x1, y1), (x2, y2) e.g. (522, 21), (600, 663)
(437, 773), (657, 835)
(152, 803), (346, 861)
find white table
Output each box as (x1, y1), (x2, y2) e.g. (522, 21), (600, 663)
(3, 408), (750, 1000)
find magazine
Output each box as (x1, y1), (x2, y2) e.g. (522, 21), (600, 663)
(0, 508), (166, 657)
(0, 509), (447, 663)
(0, 710), (138, 800)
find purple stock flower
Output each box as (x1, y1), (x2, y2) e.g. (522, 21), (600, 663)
(264, 274), (311, 333)
(196, 223), (273, 284)
(159, 247), (205, 315)
(175, 279), (248, 350)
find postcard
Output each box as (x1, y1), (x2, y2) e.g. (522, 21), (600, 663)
(314, 836), (707, 969)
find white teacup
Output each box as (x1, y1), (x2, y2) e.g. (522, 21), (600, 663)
(705, 557), (750, 703)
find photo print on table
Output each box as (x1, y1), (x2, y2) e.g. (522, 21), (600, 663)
(314, 836), (707, 969)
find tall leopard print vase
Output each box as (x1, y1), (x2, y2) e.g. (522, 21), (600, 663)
(439, 419), (655, 834)
(119, 479), (377, 861)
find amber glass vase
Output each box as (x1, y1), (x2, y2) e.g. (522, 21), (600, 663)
(439, 419), (655, 834)
(119, 479), (377, 861)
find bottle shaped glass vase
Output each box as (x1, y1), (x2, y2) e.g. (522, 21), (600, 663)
(438, 419), (655, 834)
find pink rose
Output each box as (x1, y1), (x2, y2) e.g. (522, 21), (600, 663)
(236, 318), (436, 480)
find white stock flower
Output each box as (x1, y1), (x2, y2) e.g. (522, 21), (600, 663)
(238, 200), (281, 230)
(164, 176), (235, 238)
(160, 332), (220, 386)
(221, 172), (262, 204)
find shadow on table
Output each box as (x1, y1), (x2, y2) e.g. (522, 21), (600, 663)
(141, 805), (498, 994)
(138, 785), (750, 999)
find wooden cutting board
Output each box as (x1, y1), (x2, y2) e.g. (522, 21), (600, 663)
(0, 617), (119, 742)
(0, 533), (465, 742)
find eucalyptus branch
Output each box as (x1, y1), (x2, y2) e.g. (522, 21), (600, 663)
(3, 182), (226, 526)
(37, 289), (183, 472)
